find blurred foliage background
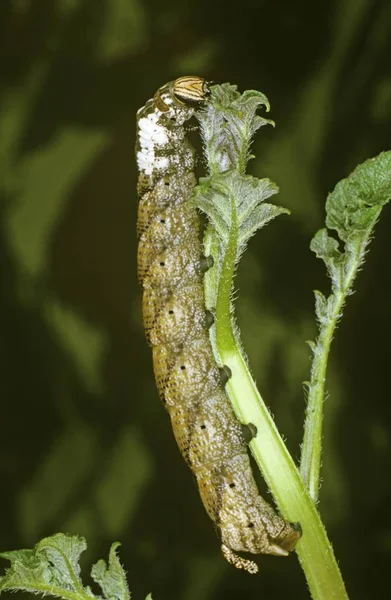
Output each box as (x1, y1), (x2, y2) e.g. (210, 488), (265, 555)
(1, 1), (391, 598)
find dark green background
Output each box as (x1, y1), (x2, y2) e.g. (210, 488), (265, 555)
(1, 1), (391, 598)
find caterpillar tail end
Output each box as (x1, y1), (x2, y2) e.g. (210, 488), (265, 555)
(221, 544), (259, 574)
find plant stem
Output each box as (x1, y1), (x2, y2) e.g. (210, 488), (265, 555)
(205, 216), (349, 600)
(300, 235), (368, 501)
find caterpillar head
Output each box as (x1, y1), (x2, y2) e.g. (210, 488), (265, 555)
(154, 76), (209, 113)
(173, 76), (209, 105)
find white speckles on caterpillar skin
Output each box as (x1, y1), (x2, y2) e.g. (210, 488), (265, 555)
(136, 77), (301, 574)
(137, 110), (170, 175)
(137, 151), (169, 176)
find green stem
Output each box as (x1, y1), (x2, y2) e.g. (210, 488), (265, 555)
(300, 234), (369, 501)
(206, 214), (349, 600)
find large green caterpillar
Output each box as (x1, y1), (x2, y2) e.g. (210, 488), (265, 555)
(136, 76), (301, 573)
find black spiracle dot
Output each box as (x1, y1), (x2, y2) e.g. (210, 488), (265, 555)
(219, 365), (232, 386)
(205, 310), (215, 328)
(248, 522), (254, 528)
(180, 365), (186, 370)
(168, 310), (174, 315)
(200, 255), (214, 273)
(160, 219), (166, 223)
(200, 424), (206, 430)
(242, 422), (258, 443)
(159, 261), (165, 266)
(229, 482), (236, 488)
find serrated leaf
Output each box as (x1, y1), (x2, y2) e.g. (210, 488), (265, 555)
(91, 543), (130, 600)
(310, 229), (344, 290)
(0, 534), (90, 597)
(197, 83), (273, 174)
(310, 229), (343, 263)
(314, 290), (328, 324)
(0, 550), (36, 564)
(240, 203), (289, 246)
(325, 151), (391, 242)
(0, 549), (50, 594)
(193, 182), (229, 243)
(311, 151), (391, 294)
(35, 534), (88, 592)
(207, 82), (241, 108)
(0, 534), (133, 600)
(230, 89), (274, 144)
(194, 170), (285, 256)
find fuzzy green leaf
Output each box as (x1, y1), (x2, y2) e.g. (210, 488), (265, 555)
(325, 151), (391, 241)
(91, 543), (130, 600)
(0, 534), (132, 600)
(0, 534), (91, 599)
(311, 151), (391, 299)
(193, 84), (287, 278)
(194, 171), (286, 256)
(313, 289), (329, 325)
(0, 549), (52, 594)
(310, 229), (345, 291)
(35, 534), (88, 593)
(197, 83), (273, 175)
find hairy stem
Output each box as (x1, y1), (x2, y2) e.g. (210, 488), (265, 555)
(300, 233), (368, 501)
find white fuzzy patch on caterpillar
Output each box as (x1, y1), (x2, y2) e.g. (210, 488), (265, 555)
(137, 110), (169, 175)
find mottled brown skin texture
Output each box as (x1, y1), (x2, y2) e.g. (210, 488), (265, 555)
(136, 78), (301, 573)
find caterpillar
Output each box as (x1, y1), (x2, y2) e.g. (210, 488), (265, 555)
(136, 76), (301, 573)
